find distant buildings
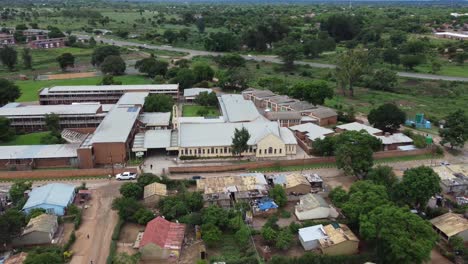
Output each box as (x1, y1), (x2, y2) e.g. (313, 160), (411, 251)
(434, 32), (468, 41)
(139, 217), (186, 260)
(299, 223), (359, 255)
(22, 183), (76, 216)
(430, 213), (468, 242)
(12, 214), (58, 246)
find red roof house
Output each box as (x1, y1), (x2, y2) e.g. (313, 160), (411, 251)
(139, 216), (186, 260)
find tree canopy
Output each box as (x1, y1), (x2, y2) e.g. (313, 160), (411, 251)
(0, 45), (18, 71)
(100, 55), (126, 75)
(290, 80), (333, 105)
(91, 45), (120, 66)
(143, 94), (174, 112)
(439, 109), (468, 149)
(135, 57), (168, 78)
(270, 184), (288, 207)
(0, 79), (21, 107)
(119, 182), (143, 200)
(368, 103), (406, 133)
(394, 166), (441, 208)
(231, 127), (251, 156)
(335, 49), (368, 97)
(194, 91), (217, 107)
(0, 117), (14, 142)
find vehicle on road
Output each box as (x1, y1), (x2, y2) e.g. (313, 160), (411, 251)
(192, 175), (203, 180)
(116, 172), (137, 180)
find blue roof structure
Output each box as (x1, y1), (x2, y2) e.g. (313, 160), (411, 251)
(257, 198), (278, 211)
(23, 183), (75, 210)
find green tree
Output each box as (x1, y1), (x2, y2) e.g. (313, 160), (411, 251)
(112, 197), (143, 221)
(275, 40), (302, 70)
(196, 18), (205, 33)
(201, 205), (230, 229)
(194, 91), (218, 107)
(100, 75), (122, 85)
(135, 57), (168, 78)
(363, 69), (397, 91)
(0, 45), (18, 71)
(368, 103), (406, 133)
(202, 223), (222, 247)
(0, 209), (26, 244)
(193, 63), (214, 83)
(0, 117), (14, 142)
(89, 37), (97, 47)
(22, 48), (32, 69)
(394, 166), (441, 208)
(336, 142), (374, 178)
(321, 14), (363, 42)
(231, 127), (250, 156)
(439, 109), (468, 149)
(218, 68), (250, 91)
(44, 113), (61, 132)
(257, 76), (288, 94)
(335, 49), (368, 97)
(366, 165), (397, 190)
(9, 181), (32, 206)
(143, 94), (174, 112)
(26, 208), (46, 222)
(389, 30), (407, 46)
(24, 252), (62, 264)
(172, 68), (196, 89)
(133, 208), (154, 225)
(360, 205), (437, 264)
(290, 80), (333, 105)
(47, 27), (65, 38)
(235, 224), (250, 245)
(137, 173), (159, 187)
(400, 54), (424, 70)
(91, 45), (120, 66)
(270, 185), (288, 207)
(341, 181), (390, 224)
(275, 229), (293, 250)
(430, 59), (442, 73)
(119, 183), (143, 200)
(261, 226), (277, 243)
(163, 29), (178, 44)
(382, 48), (400, 66)
(329, 186), (349, 207)
(113, 253), (139, 264)
(100, 55), (126, 75)
(218, 54), (246, 69)
(56, 53), (75, 72)
(204, 32), (239, 52)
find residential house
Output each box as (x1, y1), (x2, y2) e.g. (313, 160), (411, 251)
(335, 122), (383, 136)
(295, 194), (338, 221)
(434, 165), (468, 195)
(375, 133), (413, 151)
(22, 183), (75, 216)
(12, 214), (58, 247)
(0, 33), (15, 45)
(318, 223), (360, 255)
(430, 213), (468, 241)
(299, 224), (328, 250)
(269, 173), (311, 195)
(139, 217), (186, 260)
(143, 182), (168, 206)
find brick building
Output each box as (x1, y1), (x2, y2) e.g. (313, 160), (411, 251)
(29, 37), (66, 49)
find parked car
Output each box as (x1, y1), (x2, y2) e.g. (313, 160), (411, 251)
(192, 176), (202, 180)
(440, 161), (450, 166)
(116, 172), (137, 180)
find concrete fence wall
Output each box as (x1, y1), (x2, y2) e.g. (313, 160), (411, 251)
(168, 148), (432, 174)
(0, 167), (137, 180)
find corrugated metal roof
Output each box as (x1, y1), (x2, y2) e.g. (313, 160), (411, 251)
(337, 122), (382, 135)
(140, 217), (185, 250)
(319, 223), (359, 247)
(46, 84), (179, 93)
(280, 127), (297, 144)
(430, 213), (468, 237)
(139, 112), (171, 126)
(23, 183), (75, 210)
(376, 133), (413, 145)
(290, 123), (334, 141)
(299, 225), (327, 242)
(265, 111), (302, 120)
(183, 88), (213, 97)
(90, 106), (140, 143)
(296, 193), (330, 211)
(116, 92), (149, 106)
(0, 144), (79, 160)
(144, 130), (172, 149)
(218, 94), (261, 122)
(0, 104), (101, 116)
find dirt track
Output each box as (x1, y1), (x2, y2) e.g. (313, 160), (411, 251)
(70, 181), (122, 264)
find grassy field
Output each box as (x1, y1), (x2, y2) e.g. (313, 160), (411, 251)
(182, 105), (220, 117)
(0, 132), (51, 146)
(15, 74), (150, 102)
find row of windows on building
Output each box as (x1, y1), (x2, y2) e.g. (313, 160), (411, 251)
(181, 146), (289, 156)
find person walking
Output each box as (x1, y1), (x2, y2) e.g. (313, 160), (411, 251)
(150, 164), (153, 170)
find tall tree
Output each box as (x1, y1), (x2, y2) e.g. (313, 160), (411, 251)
(100, 55), (126, 75)
(196, 17), (205, 34)
(135, 57), (168, 78)
(119, 183), (143, 200)
(9, 181), (32, 205)
(439, 109), (468, 149)
(218, 69), (250, 91)
(0, 45), (18, 71)
(0, 209), (26, 244)
(44, 113), (61, 132)
(363, 69), (398, 92)
(336, 141), (374, 179)
(56, 53), (75, 72)
(360, 205), (437, 264)
(22, 48), (32, 69)
(171, 68), (196, 89)
(0, 117), (14, 142)
(144, 94), (174, 112)
(218, 54), (245, 69)
(290, 80), (333, 105)
(394, 166), (441, 208)
(269, 184), (287, 207)
(0, 78), (21, 106)
(335, 49), (368, 97)
(366, 165), (397, 191)
(274, 40), (302, 70)
(321, 14), (363, 42)
(368, 103), (406, 133)
(195, 91), (218, 107)
(91, 45), (120, 66)
(231, 127), (250, 156)
(192, 63), (214, 83)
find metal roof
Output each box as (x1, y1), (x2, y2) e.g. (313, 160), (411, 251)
(140, 217), (186, 250)
(218, 94), (261, 123)
(296, 194), (330, 211)
(183, 88), (213, 97)
(144, 130), (172, 149)
(299, 225), (328, 242)
(90, 106), (140, 143)
(45, 84), (179, 93)
(431, 213), (468, 237)
(177, 116), (225, 124)
(0, 104), (101, 116)
(280, 127), (298, 145)
(242, 88), (276, 99)
(265, 111), (302, 120)
(178, 121), (283, 147)
(319, 224), (359, 247)
(0, 144), (79, 160)
(23, 183), (75, 210)
(139, 112), (171, 126)
(307, 106), (338, 118)
(337, 122), (382, 135)
(22, 214), (57, 235)
(376, 133), (413, 145)
(290, 123), (334, 141)
(116, 92), (149, 106)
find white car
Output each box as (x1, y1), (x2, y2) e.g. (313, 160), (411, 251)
(115, 172), (137, 180)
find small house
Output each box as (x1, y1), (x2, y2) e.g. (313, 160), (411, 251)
(318, 223), (359, 255)
(335, 122), (383, 136)
(139, 217), (186, 260)
(295, 194), (338, 220)
(143, 182), (168, 206)
(270, 173), (311, 195)
(430, 212), (468, 241)
(22, 183), (75, 216)
(12, 214), (58, 247)
(299, 224), (328, 250)
(375, 133), (413, 151)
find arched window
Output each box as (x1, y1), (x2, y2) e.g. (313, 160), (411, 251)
(268, 147), (273, 154)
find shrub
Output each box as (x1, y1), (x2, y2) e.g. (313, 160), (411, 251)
(112, 218), (125, 240)
(74, 210), (82, 229)
(280, 210), (291, 218)
(63, 231), (76, 251)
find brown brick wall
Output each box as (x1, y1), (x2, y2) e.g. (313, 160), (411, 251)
(77, 148), (94, 169)
(69, 127), (96, 134)
(0, 167), (137, 180)
(93, 142), (127, 165)
(35, 158), (72, 168)
(168, 148), (432, 173)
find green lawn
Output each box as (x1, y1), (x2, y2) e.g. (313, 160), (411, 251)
(15, 75), (151, 102)
(0, 132), (51, 146)
(182, 105), (220, 117)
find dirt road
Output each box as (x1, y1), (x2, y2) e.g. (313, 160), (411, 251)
(71, 181), (123, 264)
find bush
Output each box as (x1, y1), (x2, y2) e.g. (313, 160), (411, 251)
(74, 210), (82, 229)
(63, 231), (76, 251)
(106, 240), (117, 264)
(112, 218), (125, 240)
(280, 210), (291, 218)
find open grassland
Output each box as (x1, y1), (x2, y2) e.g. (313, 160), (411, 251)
(0, 131), (50, 146)
(15, 75), (150, 102)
